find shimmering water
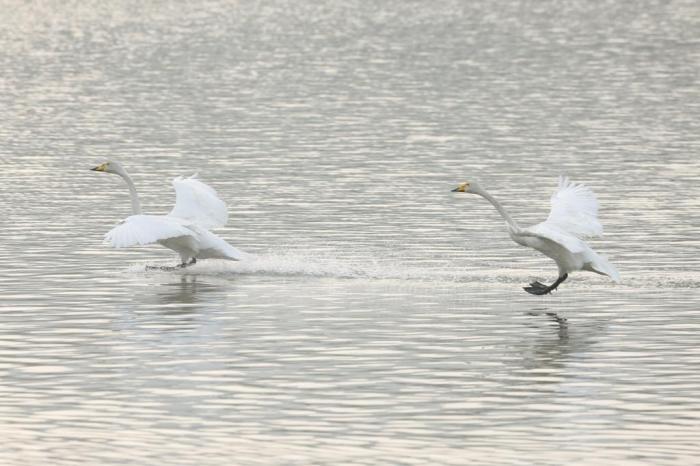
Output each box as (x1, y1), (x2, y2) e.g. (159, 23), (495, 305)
(1, 1), (699, 464)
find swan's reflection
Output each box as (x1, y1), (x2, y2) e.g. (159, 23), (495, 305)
(526, 309), (569, 343)
(130, 275), (227, 322)
(158, 276), (202, 305)
(154, 275), (225, 314)
(110, 275), (228, 338)
(519, 308), (584, 372)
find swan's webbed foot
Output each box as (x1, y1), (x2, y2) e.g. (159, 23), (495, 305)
(523, 274), (568, 295)
(146, 258), (197, 272)
(178, 258), (197, 268)
(175, 258), (197, 269)
(524, 281), (551, 295)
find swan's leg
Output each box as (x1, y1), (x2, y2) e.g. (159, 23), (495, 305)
(524, 281), (549, 294)
(524, 274), (568, 295)
(549, 273), (569, 292)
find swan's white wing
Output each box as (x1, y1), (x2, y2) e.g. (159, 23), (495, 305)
(105, 215), (194, 248)
(544, 176), (603, 239)
(169, 175), (228, 229)
(523, 223), (587, 254)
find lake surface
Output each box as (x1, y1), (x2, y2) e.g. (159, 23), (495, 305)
(1, 1), (699, 464)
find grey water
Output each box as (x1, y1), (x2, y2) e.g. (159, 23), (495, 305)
(1, 1), (699, 464)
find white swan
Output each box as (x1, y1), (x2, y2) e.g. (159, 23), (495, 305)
(91, 161), (245, 269)
(452, 177), (619, 294)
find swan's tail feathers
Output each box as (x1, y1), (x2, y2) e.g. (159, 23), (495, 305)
(590, 255), (620, 283)
(195, 228), (247, 261)
(220, 243), (247, 261)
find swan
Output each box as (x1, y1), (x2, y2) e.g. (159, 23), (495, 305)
(452, 177), (619, 294)
(91, 161), (245, 269)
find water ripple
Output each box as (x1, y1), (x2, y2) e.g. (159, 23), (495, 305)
(1, 0), (699, 464)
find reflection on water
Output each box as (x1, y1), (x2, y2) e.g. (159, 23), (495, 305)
(1, 0), (700, 464)
(522, 310), (577, 374)
(151, 275), (221, 310)
(525, 310), (571, 362)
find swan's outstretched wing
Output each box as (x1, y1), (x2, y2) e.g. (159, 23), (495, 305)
(544, 176), (603, 239)
(168, 175), (228, 229)
(105, 215), (194, 248)
(522, 223), (587, 254)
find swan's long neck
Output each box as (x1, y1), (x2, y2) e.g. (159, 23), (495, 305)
(477, 188), (520, 232)
(117, 169), (142, 215)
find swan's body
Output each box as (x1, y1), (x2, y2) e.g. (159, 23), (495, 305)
(452, 177), (619, 294)
(92, 161), (244, 268)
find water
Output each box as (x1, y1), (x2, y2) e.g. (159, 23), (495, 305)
(1, 1), (699, 464)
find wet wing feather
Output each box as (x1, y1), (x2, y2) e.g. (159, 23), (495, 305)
(105, 215), (194, 248)
(545, 176), (603, 239)
(168, 175), (228, 229)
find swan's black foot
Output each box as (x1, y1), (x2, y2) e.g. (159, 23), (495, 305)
(146, 258), (196, 272)
(523, 274), (568, 296)
(178, 258), (197, 268)
(524, 281), (551, 295)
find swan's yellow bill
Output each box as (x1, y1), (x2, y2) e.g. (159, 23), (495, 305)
(451, 182), (469, 192)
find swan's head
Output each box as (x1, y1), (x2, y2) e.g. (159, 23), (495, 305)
(91, 160), (124, 175)
(451, 181), (481, 194)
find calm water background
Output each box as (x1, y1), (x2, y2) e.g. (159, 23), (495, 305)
(1, 1), (699, 464)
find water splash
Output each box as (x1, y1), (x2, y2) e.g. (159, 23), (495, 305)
(172, 252), (459, 281)
(125, 249), (547, 285)
(125, 251), (700, 289)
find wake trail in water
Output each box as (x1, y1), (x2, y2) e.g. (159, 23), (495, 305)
(126, 250), (700, 288)
(128, 250), (507, 283)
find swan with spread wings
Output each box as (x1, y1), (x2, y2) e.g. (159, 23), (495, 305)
(452, 177), (619, 295)
(91, 161), (245, 269)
